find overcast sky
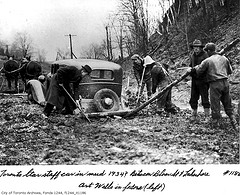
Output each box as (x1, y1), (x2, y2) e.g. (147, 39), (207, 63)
(0, 0), (118, 61)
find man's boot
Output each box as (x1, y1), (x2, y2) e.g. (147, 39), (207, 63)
(203, 108), (210, 123)
(204, 108), (210, 116)
(229, 115), (238, 132)
(191, 109), (198, 121)
(211, 119), (220, 128)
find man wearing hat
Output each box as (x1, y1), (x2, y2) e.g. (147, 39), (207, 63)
(189, 39), (210, 121)
(187, 42), (237, 130)
(131, 54), (154, 99)
(42, 65), (92, 118)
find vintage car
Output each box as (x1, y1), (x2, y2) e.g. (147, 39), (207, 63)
(47, 58), (125, 113)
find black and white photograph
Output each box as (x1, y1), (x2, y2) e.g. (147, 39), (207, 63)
(0, 0), (239, 194)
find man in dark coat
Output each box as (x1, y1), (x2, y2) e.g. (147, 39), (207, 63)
(42, 65), (92, 118)
(150, 57), (178, 114)
(2, 56), (19, 91)
(187, 42), (237, 130)
(189, 39), (210, 120)
(131, 54), (154, 99)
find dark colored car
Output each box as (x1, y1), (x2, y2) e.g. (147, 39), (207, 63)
(47, 59), (124, 113)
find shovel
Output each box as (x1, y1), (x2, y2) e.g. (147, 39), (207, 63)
(61, 85), (91, 123)
(136, 66), (146, 104)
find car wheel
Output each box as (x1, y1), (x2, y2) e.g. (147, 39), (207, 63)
(94, 88), (120, 112)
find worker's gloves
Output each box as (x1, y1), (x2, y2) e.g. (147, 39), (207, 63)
(73, 108), (81, 115)
(186, 67), (194, 73)
(76, 100), (81, 108)
(186, 67), (197, 77)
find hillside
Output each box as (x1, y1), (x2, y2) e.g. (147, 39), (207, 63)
(122, 3), (240, 104)
(154, 1), (240, 75)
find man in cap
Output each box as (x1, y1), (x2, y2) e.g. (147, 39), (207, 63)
(42, 65), (92, 118)
(187, 42), (237, 130)
(131, 54), (154, 99)
(189, 39), (210, 121)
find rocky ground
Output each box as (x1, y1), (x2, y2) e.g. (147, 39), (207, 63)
(0, 71), (239, 165)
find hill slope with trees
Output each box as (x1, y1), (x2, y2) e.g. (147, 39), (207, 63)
(121, 0), (240, 101)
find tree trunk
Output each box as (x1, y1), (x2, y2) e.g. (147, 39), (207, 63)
(105, 26), (111, 61)
(109, 29), (113, 60)
(119, 29), (124, 60)
(211, 0), (217, 27)
(184, 1), (190, 53)
(225, 0), (231, 15)
(201, 0), (208, 16)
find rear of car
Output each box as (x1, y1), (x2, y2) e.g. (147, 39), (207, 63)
(48, 59), (124, 113)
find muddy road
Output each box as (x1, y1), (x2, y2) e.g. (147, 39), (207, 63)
(0, 88), (238, 165)
(0, 60), (239, 165)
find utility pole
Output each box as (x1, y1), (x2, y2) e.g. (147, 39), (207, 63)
(65, 34), (77, 59)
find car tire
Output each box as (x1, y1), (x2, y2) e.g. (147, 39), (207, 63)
(94, 89), (120, 112)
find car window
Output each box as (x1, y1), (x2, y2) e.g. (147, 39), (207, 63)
(104, 70), (113, 79)
(91, 70), (100, 79)
(91, 70), (113, 80)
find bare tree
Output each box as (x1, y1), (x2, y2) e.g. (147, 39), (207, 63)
(36, 48), (47, 62)
(56, 48), (70, 60)
(12, 32), (34, 58)
(114, 18), (125, 60)
(105, 26), (113, 61)
(80, 42), (108, 60)
(118, 0), (150, 55)
(107, 14), (126, 60)
(106, 0), (169, 59)
(91, 43), (106, 59)
(0, 40), (6, 56)
(80, 45), (94, 59)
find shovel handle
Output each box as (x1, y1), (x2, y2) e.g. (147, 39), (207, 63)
(136, 66), (146, 103)
(61, 85), (91, 123)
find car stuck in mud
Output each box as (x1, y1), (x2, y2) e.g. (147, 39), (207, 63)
(47, 59), (126, 113)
